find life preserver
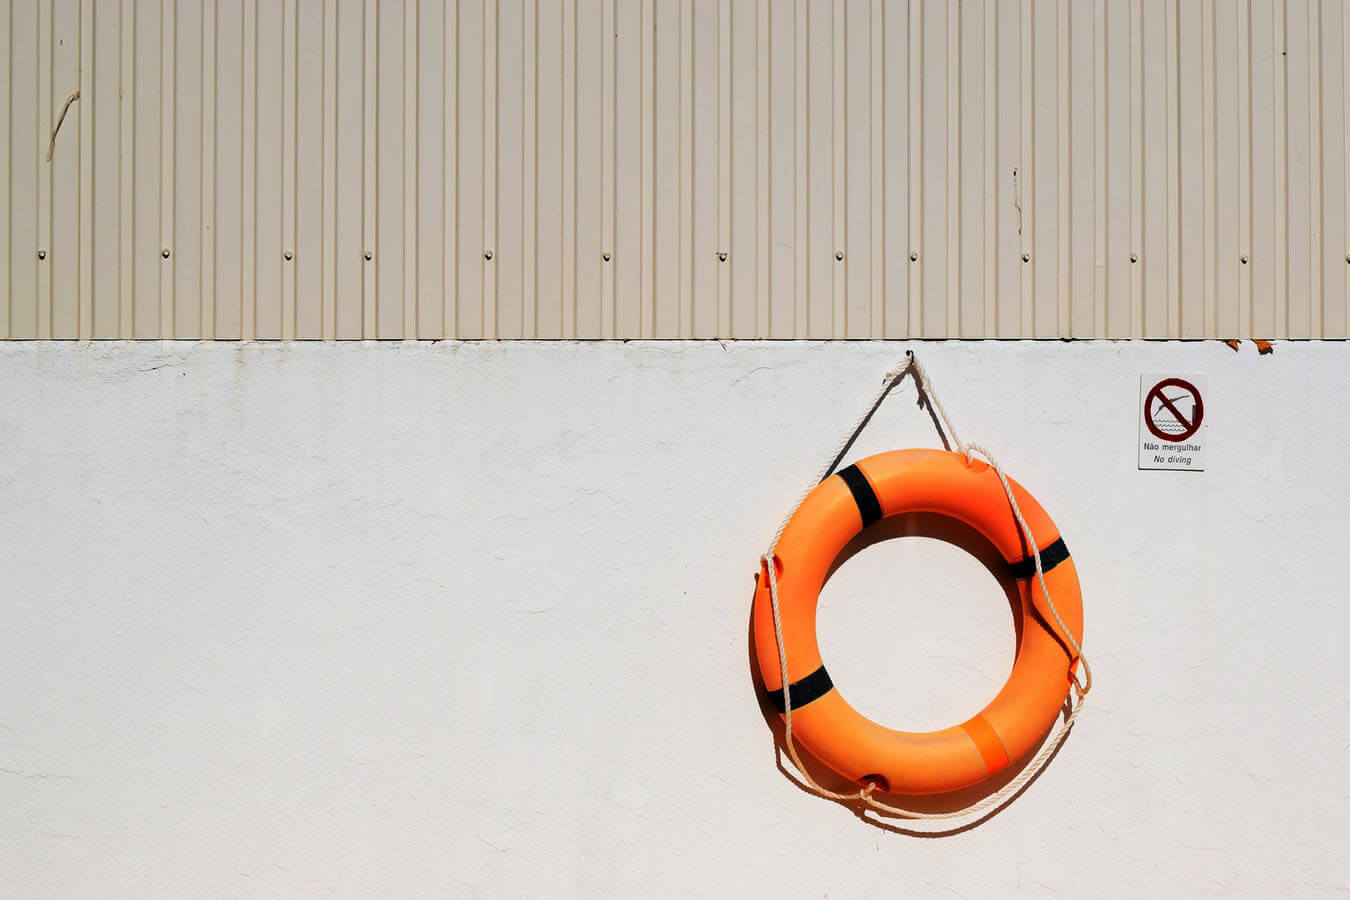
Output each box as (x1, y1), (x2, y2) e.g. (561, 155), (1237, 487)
(752, 448), (1084, 796)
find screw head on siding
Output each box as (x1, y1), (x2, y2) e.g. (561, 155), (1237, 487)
(284, 250), (294, 261)
(1240, 254), (1249, 264)
(1022, 252), (1031, 263)
(1344, 254), (1349, 264)
(834, 250), (844, 261)
(602, 251), (612, 262)
(717, 250), (728, 262)
(909, 250), (918, 262)
(36, 248), (47, 260)
(364, 250), (373, 261)
(484, 249), (494, 261)
(161, 248), (171, 259)
(1130, 251), (1138, 263)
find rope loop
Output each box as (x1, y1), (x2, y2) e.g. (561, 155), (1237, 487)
(761, 352), (1090, 825)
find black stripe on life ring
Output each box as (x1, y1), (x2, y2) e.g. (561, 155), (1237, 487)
(837, 464), (883, 528)
(767, 665), (834, 713)
(1009, 537), (1070, 580)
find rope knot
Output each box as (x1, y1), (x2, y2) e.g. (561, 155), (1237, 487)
(1069, 656), (1093, 699)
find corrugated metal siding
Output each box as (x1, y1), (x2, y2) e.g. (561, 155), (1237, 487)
(3, 0), (1348, 340)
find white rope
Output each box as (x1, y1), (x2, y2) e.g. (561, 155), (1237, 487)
(767, 352), (966, 550)
(761, 353), (1091, 823)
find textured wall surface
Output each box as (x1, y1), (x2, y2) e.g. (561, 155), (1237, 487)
(1, 340), (1348, 896)
(5, 0), (1350, 339)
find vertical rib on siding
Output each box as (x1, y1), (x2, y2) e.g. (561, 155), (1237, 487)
(2, 0), (1346, 339)
(0, 4), (10, 339)
(1322, 0), (1348, 337)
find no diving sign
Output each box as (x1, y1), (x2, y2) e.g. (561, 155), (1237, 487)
(1139, 374), (1206, 471)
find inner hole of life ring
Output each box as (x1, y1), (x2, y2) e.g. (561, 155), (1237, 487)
(816, 512), (1023, 735)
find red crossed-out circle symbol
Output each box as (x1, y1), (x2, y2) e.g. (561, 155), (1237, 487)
(1144, 378), (1204, 442)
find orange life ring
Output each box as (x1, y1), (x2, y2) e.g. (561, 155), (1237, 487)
(752, 448), (1084, 796)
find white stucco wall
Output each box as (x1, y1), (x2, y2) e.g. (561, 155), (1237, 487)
(1, 340), (1346, 897)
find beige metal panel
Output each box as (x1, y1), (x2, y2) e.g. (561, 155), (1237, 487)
(36, 0), (52, 338)
(730, 0), (760, 339)
(1101, 0), (1130, 338)
(1340, 0), (1350, 337)
(495, 0), (525, 339)
(614, 0), (648, 338)
(1215, 0), (1242, 339)
(804, 0), (833, 338)
(637, 0), (657, 338)
(827, 0), (842, 337)
(334, 0), (363, 338)
(599, 0), (616, 339)
(1273, 0), (1291, 339)
(1286, 0), (1316, 338)
(77, 0), (93, 338)
(320, 0), (338, 339)
(791, 0), (809, 337)
(535, 0), (563, 338)
(1140, 0), (1166, 338)
(691, 0), (719, 339)
(1013, 0), (1031, 336)
(401, 0), (419, 340)
(1052, 0), (1070, 337)
(758, 0), (773, 338)
(1238, 0), (1255, 338)
(880, 0), (908, 338)
(842, 0), (870, 339)
(958, 2), (985, 337)
(0, 4), (9, 338)
(650, 0), (680, 339)
(1202, 0), (1220, 337)
(280, 0), (297, 338)
(294, 0), (327, 339)
(253, 0), (283, 338)
(995, 0), (1024, 337)
(1252, 0), (1280, 340)
(375, 0), (405, 338)
(522, 0), (540, 338)
(561, 0), (579, 337)
(157, 0), (175, 337)
(119, 0), (136, 338)
(1163, 0), (1181, 339)
(51, 0), (80, 338)
(920, 0), (950, 338)
(360, 0), (377, 337)
(199, 0), (217, 339)
(574, 0), (604, 338)
(1179, 0), (1205, 339)
(179, 0), (206, 338)
(169, 0), (198, 339)
(4, 0), (1349, 340)
(1323, 0), (1348, 337)
(1031, 0), (1059, 338)
(1068, 0), (1095, 337)
(213, 0), (243, 338)
(11, 3), (38, 338)
(414, 0), (446, 339)
(456, 0), (484, 339)
(717, 0), (732, 338)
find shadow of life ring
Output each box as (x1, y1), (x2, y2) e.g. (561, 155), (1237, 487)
(752, 448), (1085, 796)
